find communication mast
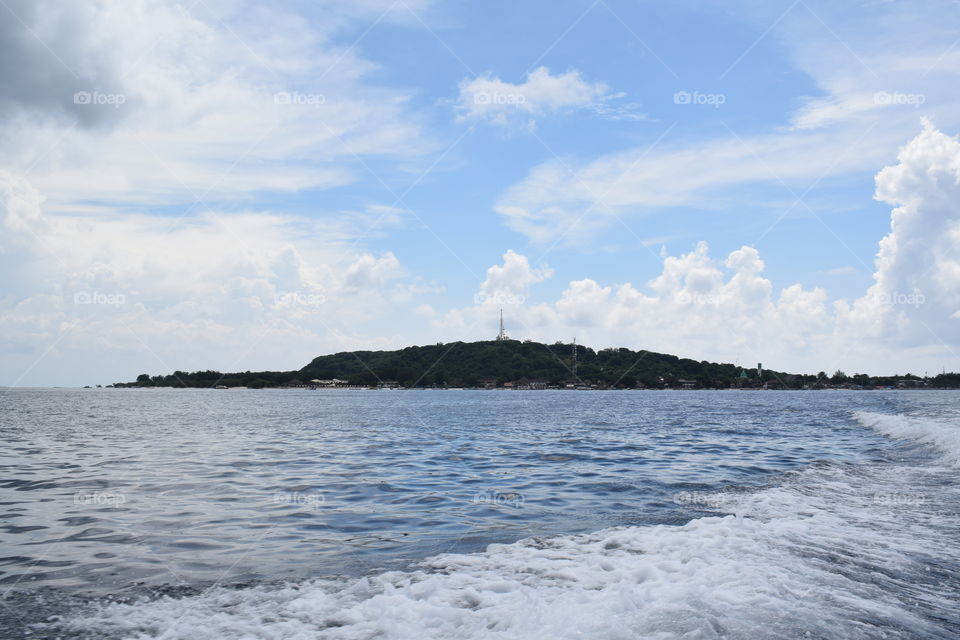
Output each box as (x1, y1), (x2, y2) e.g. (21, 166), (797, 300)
(497, 309), (507, 341)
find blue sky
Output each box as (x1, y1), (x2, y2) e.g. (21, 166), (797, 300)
(300, 0), (904, 300)
(1, 0), (959, 385)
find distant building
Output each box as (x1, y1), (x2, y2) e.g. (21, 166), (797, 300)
(309, 378), (348, 388)
(735, 369), (751, 388)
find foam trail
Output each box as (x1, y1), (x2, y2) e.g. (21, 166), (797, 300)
(56, 461), (959, 640)
(855, 410), (960, 464)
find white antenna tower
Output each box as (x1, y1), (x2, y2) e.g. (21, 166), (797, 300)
(497, 308), (506, 341)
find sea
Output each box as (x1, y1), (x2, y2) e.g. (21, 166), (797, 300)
(1, 388), (958, 639)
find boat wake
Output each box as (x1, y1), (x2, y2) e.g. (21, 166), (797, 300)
(53, 425), (960, 640)
(855, 410), (960, 465)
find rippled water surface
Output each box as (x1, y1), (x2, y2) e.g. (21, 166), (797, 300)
(1, 389), (959, 639)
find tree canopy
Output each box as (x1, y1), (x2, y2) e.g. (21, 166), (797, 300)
(112, 339), (959, 389)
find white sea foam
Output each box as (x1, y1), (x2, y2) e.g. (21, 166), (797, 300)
(59, 461), (959, 640)
(855, 410), (960, 464)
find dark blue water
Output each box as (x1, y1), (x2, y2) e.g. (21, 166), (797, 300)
(1, 389), (958, 639)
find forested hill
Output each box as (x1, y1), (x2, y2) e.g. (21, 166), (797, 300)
(299, 340), (752, 388)
(115, 338), (948, 389)
(117, 339), (792, 388)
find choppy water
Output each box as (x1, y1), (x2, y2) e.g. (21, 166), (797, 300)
(1, 389), (958, 639)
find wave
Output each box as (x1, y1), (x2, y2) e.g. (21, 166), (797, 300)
(55, 461), (960, 640)
(855, 410), (960, 464)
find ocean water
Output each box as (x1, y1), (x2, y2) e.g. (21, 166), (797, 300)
(1, 388), (958, 639)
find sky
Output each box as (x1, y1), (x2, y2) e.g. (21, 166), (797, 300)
(1, 0), (959, 386)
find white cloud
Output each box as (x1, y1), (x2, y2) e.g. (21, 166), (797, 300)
(0, 171), (430, 384)
(340, 253), (403, 294)
(437, 124), (960, 375)
(0, 0), (450, 385)
(492, 125), (912, 245)
(437, 241), (837, 371)
(456, 67), (633, 129)
(11, 109), (959, 384)
(494, 120), (932, 245)
(493, 1), (960, 246)
(837, 120), (960, 343)
(475, 250), (552, 307)
(0, 0), (436, 211)
(789, 94), (887, 132)
(4, 0), (960, 384)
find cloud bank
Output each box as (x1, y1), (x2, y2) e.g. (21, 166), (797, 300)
(437, 124), (960, 375)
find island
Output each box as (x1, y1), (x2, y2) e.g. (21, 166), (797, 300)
(109, 339), (957, 390)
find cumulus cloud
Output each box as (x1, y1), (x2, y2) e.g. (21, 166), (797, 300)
(6, 120), (960, 382)
(439, 123), (960, 375)
(340, 253), (402, 293)
(475, 250), (552, 307)
(837, 120), (960, 343)
(0, 0), (448, 385)
(456, 67), (634, 129)
(5, 0), (960, 384)
(435, 240), (833, 369)
(0, 171), (425, 384)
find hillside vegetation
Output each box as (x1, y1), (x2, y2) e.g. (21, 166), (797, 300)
(115, 339), (950, 389)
